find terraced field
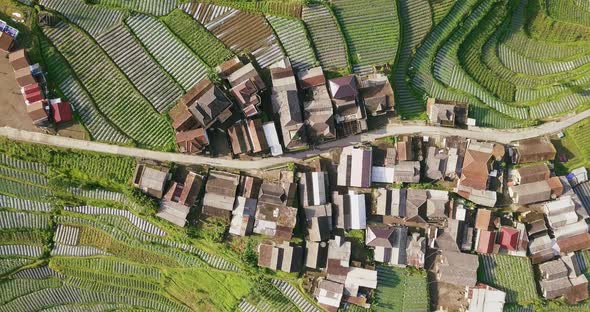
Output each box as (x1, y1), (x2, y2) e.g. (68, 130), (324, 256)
(267, 15), (317, 71)
(302, 4), (349, 71)
(331, 0), (400, 74)
(478, 254), (538, 304)
(39, 0), (124, 37)
(94, 0), (177, 16)
(42, 22), (174, 149)
(180, 2), (285, 68)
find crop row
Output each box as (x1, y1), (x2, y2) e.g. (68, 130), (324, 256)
(271, 279), (319, 312)
(267, 16), (317, 71)
(0, 258), (34, 276)
(0, 245), (43, 258)
(40, 0), (124, 37)
(0, 154), (48, 174)
(180, 3), (285, 68)
(302, 4), (349, 70)
(0, 195), (52, 212)
(126, 14), (209, 91)
(162, 9), (235, 68)
(50, 257), (162, 280)
(51, 244), (110, 257)
(332, 0), (400, 68)
(0, 211), (50, 230)
(0, 278), (63, 306)
(96, 24), (184, 112)
(65, 205), (166, 236)
(0, 166), (47, 185)
(12, 266), (64, 280)
(0, 177), (50, 200)
(42, 22), (174, 149)
(478, 254), (538, 304)
(95, 0), (177, 16)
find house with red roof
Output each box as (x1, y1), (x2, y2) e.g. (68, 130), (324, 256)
(50, 99), (73, 123)
(499, 227), (519, 251)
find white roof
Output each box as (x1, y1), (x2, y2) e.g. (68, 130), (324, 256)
(348, 192), (366, 230)
(544, 196), (576, 217)
(371, 166), (394, 184)
(345, 267), (377, 293)
(311, 172), (327, 206)
(468, 286), (506, 312)
(262, 122), (283, 156)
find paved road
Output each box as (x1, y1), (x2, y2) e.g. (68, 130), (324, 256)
(1, 108), (589, 169)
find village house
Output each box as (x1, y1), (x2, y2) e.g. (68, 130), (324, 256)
(201, 171), (240, 220)
(253, 182), (298, 240)
(229, 176), (261, 236)
(511, 137), (557, 164)
(511, 163), (550, 185)
(498, 225), (528, 256)
(299, 171), (329, 207)
(218, 58), (266, 117)
(314, 279), (344, 311)
(337, 146), (372, 188)
(258, 241), (303, 273)
(568, 167), (588, 186)
(396, 138), (414, 161)
(298, 66), (336, 143)
(0, 22), (17, 52)
(365, 225), (408, 266)
(467, 284), (506, 312)
(157, 172), (203, 227)
(270, 58), (308, 151)
(433, 232), (479, 288)
(305, 203), (332, 242)
(509, 177), (562, 205)
(328, 75), (367, 136)
(332, 190), (366, 230)
(406, 232), (426, 268)
(262, 121), (283, 156)
(133, 164), (168, 198)
(359, 74), (394, 116)
(539, 257), (589, 304)
(175, 128), (209, 154)
(326, 236), (352, 283)
(227, 118), (270, 156)
(456, 141), (502, 207)
(306, 241), (328, 270)
(426, 98), (469, 128)
(181, 78), (233, 129)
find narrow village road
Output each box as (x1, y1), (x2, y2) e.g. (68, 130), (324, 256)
(1, 109), (589, 170)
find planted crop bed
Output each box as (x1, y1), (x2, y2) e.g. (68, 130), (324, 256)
(95, 0), (177, 16)
(180, 3), (285, 68)
(126, 14), (209, 91)
(43, 22), (174, 149)
(97, 24), (184, 112)
(0, 177), (50, 200)
(332, 0), (399, 71)
(372, 266), (429, 312)
(162, 9), (234, 68)
(0, 245), (43, 258)
(64, 205), (166, 236)
(302, 4), (349, 70)
(0, 211), (50, 230)
(0, 154), (47, 174)
(39, 0), (124, 37)
(267, 16), (317, 71)
(478, 254), (538, 304)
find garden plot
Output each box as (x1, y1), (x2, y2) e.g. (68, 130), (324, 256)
(0, 258), (34, 276)
(95, 0), (177, 16)
(39, 0), (124, 37)
(271, 279), (319, 312)
(0, 166), (47, 185)
(372, 266), (429, 312)
(96, 24), (183, 113)
(59, 77), (129, 144)
(394, 0), (432, 116)
(302, 4), (348, 70)
(0, 178), (50, 200)
(267, 16), (317, 71)
(478, 254), (538, 304)
(162, 9), (235, 68)
(180, 3), (285, 68)
(0, 195), (52, 212)
(0, 278), (63, 305)
(51, 257), (162, 279)
(43, 22), (174, 149)
(54, 225), (80, 246)
(332, 0), (400, 69)
(64, 205), (166, 236)
(498, 44), (590, 76)
(0, 211), (50, 230)
(13, 266), (64, 279)
(0, 154), (47, 174)
(0, 245), (43, 257)
(51, 244), (111, 257)
(126, 14), (209, 91)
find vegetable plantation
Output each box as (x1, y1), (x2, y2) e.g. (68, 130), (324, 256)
(478, 254), (538, 304)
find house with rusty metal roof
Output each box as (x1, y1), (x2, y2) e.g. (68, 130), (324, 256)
(253, 181), (298, 240)
(176, 128), (209, 155)
(182, 78), (233, 129)
(298, 66), (335, 143)
(133, 164), (168, 198)
(456, 141), (499, 207)
(511, 137), (556, 164)
(257, 241), (303, 273)
(201, 171), (240, 220)
(433, 232), (479, 288)
(157, 171), (203, 227)
(360, 75), (394, 116)
(426, 98), (469, 128)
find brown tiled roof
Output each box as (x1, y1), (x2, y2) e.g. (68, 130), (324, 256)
(176, 128), (209, 154)
(247, 118), (268, 153)
(0, 32), (14, 52)
(14, 67), (35, 87)
(517, 164), (550, 184)
(476, 230), (496, 254)
(169, 103), (196, 131)
(9, 49), (28, 70)
(216, 57), (243, 78)
(26, 100), (47, 124)
(228, 120), (252, 155)
(515, 138), (556, 163)
(329, 75), (357, 99)
(548, 176), (564, 197)
(475, 209), (492, 230)
(297, 66), (326, 89)
(557, 233), (590, 254)
(258, 243), (274, 268)
(461, 149), (491, 190)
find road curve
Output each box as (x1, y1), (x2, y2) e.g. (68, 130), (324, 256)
(1, 109), (589, 170)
